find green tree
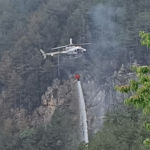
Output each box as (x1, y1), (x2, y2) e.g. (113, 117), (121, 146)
(116, 31), (150, 147)
(78, 105), (150, 150)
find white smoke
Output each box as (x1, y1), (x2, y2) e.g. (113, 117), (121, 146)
(89, 4), (126, 70)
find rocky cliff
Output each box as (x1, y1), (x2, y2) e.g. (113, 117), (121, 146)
(1, 78), (80, 136)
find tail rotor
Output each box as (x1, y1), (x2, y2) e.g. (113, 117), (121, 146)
(40, 49), (47, 59)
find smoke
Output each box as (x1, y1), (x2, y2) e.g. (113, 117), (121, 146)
(57, 3), (126, 81)
(80, 4), (127, 133)
(88, 4), (126, 71)
(86, 2), (126, 96)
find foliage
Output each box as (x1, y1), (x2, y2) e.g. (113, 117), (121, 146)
(139, 31), (150, 48)
(0, 0), (149, 113)
(20, 127), (34, 139)
(0, 0), (95, 113)
(0, 106), (79, 150)
(78, 105), (150, 150)
(116, 32), (150, 147)
(1, 0), (150, 149)
(115, 65), (150, 113)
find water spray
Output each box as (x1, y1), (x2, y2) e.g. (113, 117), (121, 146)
(75, 74), (88, 143)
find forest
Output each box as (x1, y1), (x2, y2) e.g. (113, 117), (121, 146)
(0, 0), (150, 149)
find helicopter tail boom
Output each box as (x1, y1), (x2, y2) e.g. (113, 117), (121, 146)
(47, 51), (62, 56)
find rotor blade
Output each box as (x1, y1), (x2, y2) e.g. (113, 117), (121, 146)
(51, 45), (69, 50)
(72, 43), (91, 46)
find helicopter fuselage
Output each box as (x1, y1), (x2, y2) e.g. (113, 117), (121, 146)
(44, 46), (86, 57)
(63, 46), (86, 55)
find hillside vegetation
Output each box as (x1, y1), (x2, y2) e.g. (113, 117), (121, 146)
(1, 0), (150, 149)
(78, 105), (150, 150)
(1, 0), (150, 113)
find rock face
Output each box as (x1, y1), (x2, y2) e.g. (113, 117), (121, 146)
(81, 75), (114, 134)
(80, 65), (130, 134)
(2, 78), (81, 136)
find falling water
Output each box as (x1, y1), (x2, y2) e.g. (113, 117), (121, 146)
(77, 81), (88, 143)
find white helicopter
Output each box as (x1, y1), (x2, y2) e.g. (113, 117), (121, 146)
(40, 38), (91, 59)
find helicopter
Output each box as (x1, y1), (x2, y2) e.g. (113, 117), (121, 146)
(40, 38), (91, 59)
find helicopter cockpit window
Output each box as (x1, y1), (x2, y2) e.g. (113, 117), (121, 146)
(78, 49), (82, 53)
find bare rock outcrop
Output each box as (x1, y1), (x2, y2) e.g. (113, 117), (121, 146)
(2, 78), (80, 133)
